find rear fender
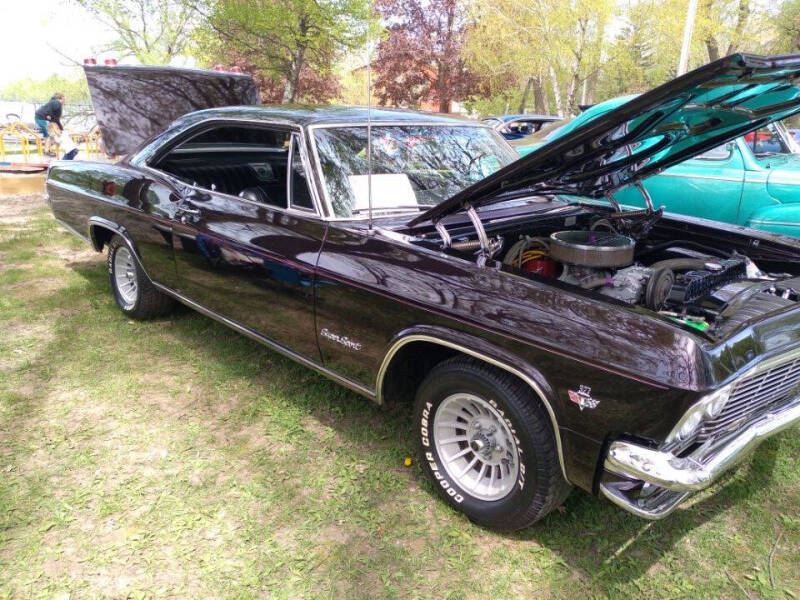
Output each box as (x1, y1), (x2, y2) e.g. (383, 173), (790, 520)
(88, 217), (152, 279)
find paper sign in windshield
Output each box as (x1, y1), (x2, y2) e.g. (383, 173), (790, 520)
(348, 174), (417, 211)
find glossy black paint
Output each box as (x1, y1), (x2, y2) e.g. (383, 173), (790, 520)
(47, 105), (800, 495)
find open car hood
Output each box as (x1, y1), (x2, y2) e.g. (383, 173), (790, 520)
(409, 53), (800, 227)
(84, 64), (259, 156)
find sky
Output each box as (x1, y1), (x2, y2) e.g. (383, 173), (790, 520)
(0, 0), (118, 85)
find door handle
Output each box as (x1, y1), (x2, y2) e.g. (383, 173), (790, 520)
(176, 201), (201, 224)
(176, 203), (201, 216)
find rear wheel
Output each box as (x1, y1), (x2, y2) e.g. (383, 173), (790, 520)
(413, 357), (571, 530)
(107, 235), (174, 319)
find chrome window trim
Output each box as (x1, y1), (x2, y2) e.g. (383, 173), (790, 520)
(139, 163), (326, 220)
(170, 145), (288, 154)
(287, 132), (317, 213)
(306, 121), (503, 221)
(375, 333), (570, 484)
(137, 117), (327, 218)
(131, 115), (305, 166)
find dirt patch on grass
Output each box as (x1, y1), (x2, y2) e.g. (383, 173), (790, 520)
(0, 193), (44, 218)
(0, 320), (56, 372)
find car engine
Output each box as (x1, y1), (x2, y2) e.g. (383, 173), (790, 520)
(501, 225), (800, 336)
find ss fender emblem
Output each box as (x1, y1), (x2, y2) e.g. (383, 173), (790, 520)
(568, 385), (599, 411)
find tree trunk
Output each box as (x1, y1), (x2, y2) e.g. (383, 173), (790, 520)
(584, 69), (598, 106)
(532, 76), (547, 113)
(566, 18), (588, 115)
(549, 65), (563, 117)
(518, 77), (534, 114)
(701, 0), (720, 62)
(726, 0), (751, 54)
(438, 62), (450, 113)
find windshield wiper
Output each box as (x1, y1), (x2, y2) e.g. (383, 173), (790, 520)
(351, 204), (429, 215)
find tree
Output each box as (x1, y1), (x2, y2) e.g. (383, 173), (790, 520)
(72, 0), (196, 63)
(373, 0), (482, 112)
(190, 0), (375, 104)
(464, 0), (615, 117)
(0, 75), (90, 105)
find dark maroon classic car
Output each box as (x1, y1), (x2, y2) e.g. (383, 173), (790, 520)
(48, 56), (800, 530)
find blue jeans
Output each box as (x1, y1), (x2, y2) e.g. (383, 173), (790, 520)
(35, 118), (51, 138)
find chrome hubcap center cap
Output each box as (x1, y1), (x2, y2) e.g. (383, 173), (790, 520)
(433, 393), (520, 502)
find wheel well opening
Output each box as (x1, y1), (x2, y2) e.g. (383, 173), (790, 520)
(380, 341), (459, 404)
(90, 225), (115, 251)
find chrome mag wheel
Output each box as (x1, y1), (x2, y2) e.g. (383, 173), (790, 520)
(113, 246), (139, 306)
(433, 392), (520, 501)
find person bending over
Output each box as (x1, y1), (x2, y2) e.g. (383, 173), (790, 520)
(35, 93), (65, 156)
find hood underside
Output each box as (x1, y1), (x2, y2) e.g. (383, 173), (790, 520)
(84, 64), (260, 156)
(410, 53), (800, 227)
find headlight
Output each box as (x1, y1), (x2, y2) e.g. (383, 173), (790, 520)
(677, 411), (704, 441)
(702, 387), (731, 418)
(666, 384), (732, 445)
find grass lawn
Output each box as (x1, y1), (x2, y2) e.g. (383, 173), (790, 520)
(1, 192), (798, 599)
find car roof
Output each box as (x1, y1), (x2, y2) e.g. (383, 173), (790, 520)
(489, 113), (560, 122)
(175, 105), (479, 128)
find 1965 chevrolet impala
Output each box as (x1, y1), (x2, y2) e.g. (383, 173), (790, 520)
(48, 55), (800, 530)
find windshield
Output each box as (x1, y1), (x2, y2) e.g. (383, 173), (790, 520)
(313, 125), (517, 218)
(744, 122), (800, 157)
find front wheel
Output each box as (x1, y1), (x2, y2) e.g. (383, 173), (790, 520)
(413, 357), (571, 530)
(107, 235), (174, 319)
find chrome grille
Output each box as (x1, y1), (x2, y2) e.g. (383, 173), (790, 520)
(696, 357), (800, 443)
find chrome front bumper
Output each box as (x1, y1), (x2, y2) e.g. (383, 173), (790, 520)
(599, 397), (800, 519)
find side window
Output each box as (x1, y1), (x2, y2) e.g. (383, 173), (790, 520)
(696, 143), (732, 160)
(289, 136), (315, 211)
(152, 124), (291, 208)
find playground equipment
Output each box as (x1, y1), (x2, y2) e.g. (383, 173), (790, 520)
(0, 119), (107, 168)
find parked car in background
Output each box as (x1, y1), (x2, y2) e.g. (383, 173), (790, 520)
(483, 113), (560, 141)
(516, 95), (800, 238)
(49, 56), (800, 529)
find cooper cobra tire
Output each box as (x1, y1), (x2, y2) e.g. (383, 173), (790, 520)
(107, 234), (174, 320)
(413, 356), (571, 530)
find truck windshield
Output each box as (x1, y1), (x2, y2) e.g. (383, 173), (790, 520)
(313, 125), (517, 218)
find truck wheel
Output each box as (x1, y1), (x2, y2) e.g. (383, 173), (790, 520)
(107, 235), (174, 319)
(413, 356), (571, 530)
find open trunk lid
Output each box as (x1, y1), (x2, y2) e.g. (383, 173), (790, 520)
(84, 64), (260, 156)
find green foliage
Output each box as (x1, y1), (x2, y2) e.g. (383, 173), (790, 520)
(0, 74), (90, 104)
(464, 0), (800, 118)
(464, 0), (616, 117)
(191, 0), (378, 103)
(72, 0), (196, 63)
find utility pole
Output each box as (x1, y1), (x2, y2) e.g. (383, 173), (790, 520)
(678, 0), (699, 75)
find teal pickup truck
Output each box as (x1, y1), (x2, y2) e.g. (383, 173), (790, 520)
(516, 95), (800, 237)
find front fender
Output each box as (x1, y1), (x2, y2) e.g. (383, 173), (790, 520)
(376, 325), (582, 486)
(745, 204), (800, 237)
